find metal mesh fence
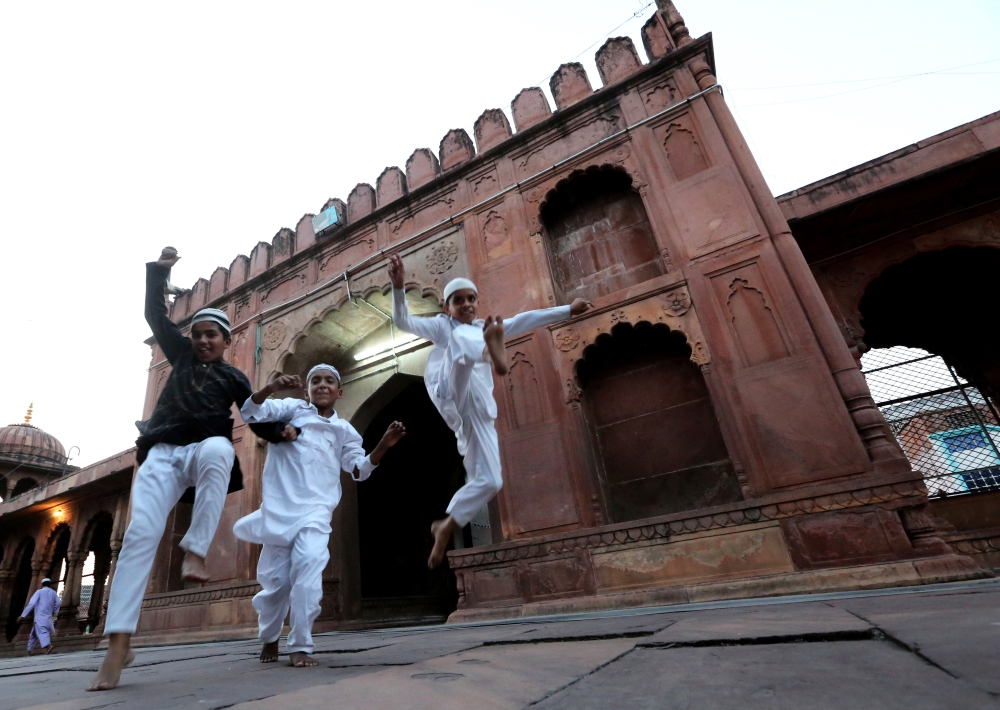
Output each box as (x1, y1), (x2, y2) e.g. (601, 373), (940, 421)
(861, 346), (1000, 497)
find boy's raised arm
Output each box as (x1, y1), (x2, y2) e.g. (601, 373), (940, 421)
(145, 248), (190, 364)
(389, 253), (448, 344)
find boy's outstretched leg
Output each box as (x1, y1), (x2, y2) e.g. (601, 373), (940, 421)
(483, 316), (508, 376)
(87, 633), (135, 691)
(180, 438), (234, 584)
(260, 641), (279, 663)
(429, 516), (460, 569)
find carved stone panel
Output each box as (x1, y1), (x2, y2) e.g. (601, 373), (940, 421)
(259, 268), (309, 309)
(318, 230), (378, 279)
(512, 109), (624, 178)
(640, 76), (681, 115)
(651, 111), (710, 182)
(503, 337), (549, 431)
(550, 285), (711, 406)
(469, 167), (501, 201)
(709, 262), (792, 369)
(501, 424), (579, 534)
(735, 356), (870, 487)
(667, 165), (759, 254)
(478, 206), (514, 261)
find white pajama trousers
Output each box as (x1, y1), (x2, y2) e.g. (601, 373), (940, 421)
(104, 437), (234, 635)
(441, 325), (503, 528)
(253, 527), (330, 654)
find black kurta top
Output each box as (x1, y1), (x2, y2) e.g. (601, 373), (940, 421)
(137, 262), (284, 501)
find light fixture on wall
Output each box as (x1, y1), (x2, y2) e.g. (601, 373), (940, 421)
(354, 334), (421, 361)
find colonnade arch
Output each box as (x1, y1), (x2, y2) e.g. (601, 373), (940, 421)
(857, 246), (1000, 497)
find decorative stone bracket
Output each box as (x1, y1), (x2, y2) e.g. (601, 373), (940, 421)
(549, 284), (710, 407)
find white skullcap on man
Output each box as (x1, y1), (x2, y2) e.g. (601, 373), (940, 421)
(41, 578), (52, 585)
(307, 363), (341, 386)
(443, 277), (477, 304)
(191, 308), (231, 337)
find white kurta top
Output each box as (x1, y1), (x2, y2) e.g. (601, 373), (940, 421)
(392, 288), (571, 432)
(22, 586), (60, 622)
(234, 398), (375, 546)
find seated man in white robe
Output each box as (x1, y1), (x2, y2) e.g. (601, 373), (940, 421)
(388, 253), (592, 568)
(17, 577), (60, 655)
(234, 364), (405, 668)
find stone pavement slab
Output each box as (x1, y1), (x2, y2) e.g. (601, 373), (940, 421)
(832, 587), (1000, 695)
(486, 610), (675, 644)
(644, 601), (871, 644)
(3, 580), (998, 710)
(532, 641), (998, 710)
(230, 638), (636, 710)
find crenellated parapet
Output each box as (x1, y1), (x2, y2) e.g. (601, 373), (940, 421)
(164, 3), (712, 340)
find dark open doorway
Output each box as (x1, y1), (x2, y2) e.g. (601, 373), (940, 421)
(356, 377), (465, 623)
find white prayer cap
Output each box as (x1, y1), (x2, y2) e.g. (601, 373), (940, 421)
(443, 277), (477, 304)
(191, 308), (231, 337)
(307, 363), (341, 386)
(41, 578), (52, 585)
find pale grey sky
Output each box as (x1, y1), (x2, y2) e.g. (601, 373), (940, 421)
(1, 0), (998, 468)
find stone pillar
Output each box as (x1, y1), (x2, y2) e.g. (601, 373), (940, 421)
(87, 547), (113, 629)
(685, 50), (908, 475)
(92, 539), (122, 637)
(55, 552), (83, 634)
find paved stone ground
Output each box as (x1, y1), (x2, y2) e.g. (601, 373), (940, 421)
(3, 579), (999, 710)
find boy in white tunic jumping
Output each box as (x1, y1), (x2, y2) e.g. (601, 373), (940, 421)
(235, 364), (405, 668)
(388, 253), (591, 568)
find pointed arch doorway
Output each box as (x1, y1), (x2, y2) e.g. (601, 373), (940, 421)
(352, 374), (465, 623)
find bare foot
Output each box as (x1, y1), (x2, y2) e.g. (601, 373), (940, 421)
(428, 516), (459, 569)
(260, 640), (279, 663)
(483, 316), (508, 376)
(86, 633), (134, 691)
(289, 652), (319, 667)
(42, 645), (53, 655)
(181, 551), (210, 583)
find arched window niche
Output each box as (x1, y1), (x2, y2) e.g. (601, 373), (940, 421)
(576, 322), (741, 523)
(540, 166), (666, 304)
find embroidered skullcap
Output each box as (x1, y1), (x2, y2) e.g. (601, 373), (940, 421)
(307, 363), (341, 386)
(191, 308), (231, 337)
(443, 277), (477, 304)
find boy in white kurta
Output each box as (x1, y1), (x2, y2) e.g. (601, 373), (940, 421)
(388, 253), (592, 568)
(235, 365), (405, 667)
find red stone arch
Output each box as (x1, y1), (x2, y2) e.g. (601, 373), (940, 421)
(532, 162), (666, 304)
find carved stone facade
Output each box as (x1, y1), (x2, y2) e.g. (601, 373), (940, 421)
(2, 1), (995, 648)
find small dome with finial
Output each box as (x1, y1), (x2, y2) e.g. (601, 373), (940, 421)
(0, 403), (68, 469)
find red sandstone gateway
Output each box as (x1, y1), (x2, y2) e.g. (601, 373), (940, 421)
(1, 0), (997, 650)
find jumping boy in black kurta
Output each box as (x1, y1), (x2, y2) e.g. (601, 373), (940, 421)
(89, 247), (290, 691)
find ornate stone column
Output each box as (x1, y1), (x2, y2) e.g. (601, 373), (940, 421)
(55, 552), (83, 634)
(91, 539), (121, 636)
